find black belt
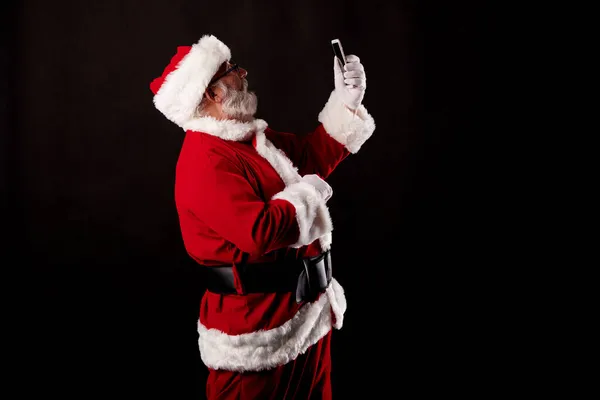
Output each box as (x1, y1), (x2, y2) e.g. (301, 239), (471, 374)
(201, 250), (332, 303)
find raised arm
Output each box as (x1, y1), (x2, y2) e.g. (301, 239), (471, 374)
(265, 54), (375, 179)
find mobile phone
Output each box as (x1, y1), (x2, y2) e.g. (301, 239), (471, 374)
(331, 39), (347, 67)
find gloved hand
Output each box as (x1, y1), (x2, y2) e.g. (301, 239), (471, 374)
(301, 174), (333, 202)
(333, 54), (366, 111)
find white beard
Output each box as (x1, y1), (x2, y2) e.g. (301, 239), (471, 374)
(222, 79), (258, 122)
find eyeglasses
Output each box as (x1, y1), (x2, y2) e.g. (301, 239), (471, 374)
(208, 63), (240, 86)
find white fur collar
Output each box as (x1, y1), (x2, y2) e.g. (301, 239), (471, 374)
(182, 116), (268, 141)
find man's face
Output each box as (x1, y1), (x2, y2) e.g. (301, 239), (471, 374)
(203, 60), (257, 122)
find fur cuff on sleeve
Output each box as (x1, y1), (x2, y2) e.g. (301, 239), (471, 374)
(272, 181), (333, 248)
(317, 90), (376, 153)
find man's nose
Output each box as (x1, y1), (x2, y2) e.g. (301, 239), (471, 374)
(238, 67), (248, 79)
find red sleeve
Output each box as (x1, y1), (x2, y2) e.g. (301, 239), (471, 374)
(265, 124), (350, 179)
(265, 90), (376, 178)
(185, 152), (332, 257)
(185, 152), (298, 256)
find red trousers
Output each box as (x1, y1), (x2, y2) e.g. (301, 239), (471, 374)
(206, 331), (332, 399)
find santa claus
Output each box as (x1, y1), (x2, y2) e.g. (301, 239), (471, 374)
(150, 35), (375, 399)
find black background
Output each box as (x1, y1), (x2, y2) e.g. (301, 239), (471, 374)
(4, 0), (496, 398)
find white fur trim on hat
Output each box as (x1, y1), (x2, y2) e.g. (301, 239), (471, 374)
(153, 35), (231, 128)
(197, 278), (347, 372)
(318, 90), (376, 153)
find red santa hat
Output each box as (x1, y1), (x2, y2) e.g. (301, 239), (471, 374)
(150, 35), (231, 128)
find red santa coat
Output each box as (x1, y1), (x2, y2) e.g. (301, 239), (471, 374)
(175, 91), (375, 398)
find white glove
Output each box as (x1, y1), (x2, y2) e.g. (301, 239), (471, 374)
(301, 174), (333, 202)
(334, 54), (366, 111)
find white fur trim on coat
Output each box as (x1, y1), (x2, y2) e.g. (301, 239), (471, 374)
(318, 90), (376, 153)
(198, 278), (347, 372)
(318, 231), (332, 252)
(254, 130), (333, 250)
(254, 130), (301, 186)
(153, 35), (231, 128)
(184, 117), (268, 142)
(272, 180), (333, 248)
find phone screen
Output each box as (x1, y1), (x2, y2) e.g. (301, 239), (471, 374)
(331, 39), (346, 66)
